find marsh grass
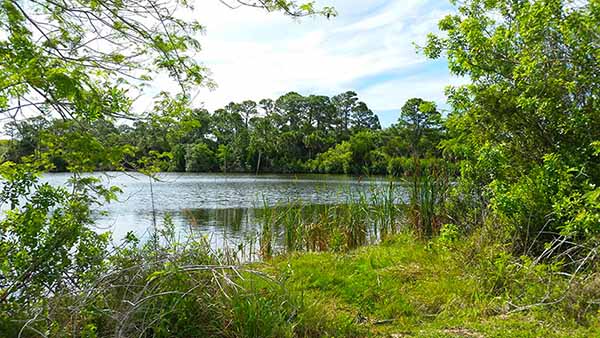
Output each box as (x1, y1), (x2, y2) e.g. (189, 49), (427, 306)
(256, 180), (405, 256)
(407, 161), (450, 239)
(3, 215), (362, 338)
(6, 185), (598, 338)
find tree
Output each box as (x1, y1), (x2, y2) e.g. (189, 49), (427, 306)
(309, 141), (353, 174)
(259, 98), (277, 116)
(276, 92), (306, 131)
(306, 95), (336, 131)
(397, 98), (442, 158)
(217, 144), (235, 173)
(349, 130), (380, 174)
(0, 0), (335, 323)
(3, 116), (49, 162)
(238, 100), (258, 129)
(351, 101), (381, 132)
(211, 105), (248, 171)
(211, 108), (243, 145)
(332, 91), (380, 138)
(425, 0), (599, 252)
(332, 91), (359, 138)
(248, 116), (278, 173)
(185, 142), (216, 172)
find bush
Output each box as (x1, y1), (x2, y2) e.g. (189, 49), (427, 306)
(185, 142), (217, 172)
(1, 216), (361, 338)
(387, 156), (410, 177)
(308, 141), (352, 174)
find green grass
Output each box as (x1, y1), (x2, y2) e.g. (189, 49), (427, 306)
(6, 219), (598, 337)
(256, 182), (405, 256)
(256, 233), (600, 337)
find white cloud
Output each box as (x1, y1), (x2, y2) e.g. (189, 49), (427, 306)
(138, 0), (459, 116)
(334, 0), (422, 33)
(361, 73), (469, 111)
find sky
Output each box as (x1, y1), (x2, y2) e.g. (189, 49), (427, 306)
(147, 0), (468, 127)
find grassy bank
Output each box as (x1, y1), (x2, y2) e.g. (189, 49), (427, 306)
(4, 175), (599, 337)
(256, 232), (600, 337)
(4, 225), (599, 337)
(3, 176), (598, 338)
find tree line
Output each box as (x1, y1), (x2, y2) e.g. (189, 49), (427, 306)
(3, 92), (448, 176)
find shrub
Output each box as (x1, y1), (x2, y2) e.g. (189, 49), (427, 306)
(309, 141), (352, 174)
(185, 142), (217, 172)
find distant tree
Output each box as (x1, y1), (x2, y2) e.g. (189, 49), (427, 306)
(211, 108), (243, 146)
(249, 116), (278, 173)
(185, 143), (216, 172)
(398, 98), (442, 158)
(238, 100), (258, 129)
(276, 92), (306, 131)
(332, 91), (359, 138)
(306, 95), (336, 131)
(309, 141), (353, 174)
(351, 101), (381, 132)
(332, 91), (380, 138)
(3, 116), (49, 161)
(259, 98), (276, 116)
(349, 130), (381, 173)
(217, 144), (235, 173)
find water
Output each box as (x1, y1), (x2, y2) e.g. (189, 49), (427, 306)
(39, 172), (395, 249)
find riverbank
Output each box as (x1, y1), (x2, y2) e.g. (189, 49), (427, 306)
(255, 232), (600, 337)
(3, 227), (599, 338)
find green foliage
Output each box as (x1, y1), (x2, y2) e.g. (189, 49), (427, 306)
(348, 130), (380, 174)
(3, 92), (452, 177)
(2, 215), (360, 338)
(7, 0), (600, 334)
(184, 142), (216, 172)
(438, 223), (460, 245)
(397, 98), (443, 158)
(424, 0), (600, 256)
(1, 0), (339, 336)
(217, 144), (235, 173)
(0, 163), (110, 309)
(309, 141), (353, 174)
(387, 157), (451, 177)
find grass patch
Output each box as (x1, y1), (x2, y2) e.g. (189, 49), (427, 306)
(5, 225), (598, 337)
(258, 232), (600, 337)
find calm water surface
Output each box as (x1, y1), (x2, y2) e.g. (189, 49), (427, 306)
(41, 172), (397, 249)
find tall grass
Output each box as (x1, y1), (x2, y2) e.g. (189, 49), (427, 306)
(368, 181), (403, 240)
(407, 159), (450, 239)
(257, 181), (405, 256)
(254, 164), (451, 257)
(259, 199), (274, 258)
(3, 215), (360, 338)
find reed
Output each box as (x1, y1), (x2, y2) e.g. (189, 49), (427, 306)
(256, 179), (407, 255)
(407, 159), (449, 238)
(259, 198), (274, 258)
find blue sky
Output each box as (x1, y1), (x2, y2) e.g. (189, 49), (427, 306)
(144, 0), (467, 127)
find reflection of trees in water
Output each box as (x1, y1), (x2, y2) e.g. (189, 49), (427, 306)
(180, 205), (330, 235)
(182, 208), (249, 232)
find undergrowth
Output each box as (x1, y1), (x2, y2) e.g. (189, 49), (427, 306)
(261, 230), (600, 337)
(3, 221), (599, 337)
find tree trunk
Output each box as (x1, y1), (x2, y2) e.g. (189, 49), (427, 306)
(256, 151), (262, 175)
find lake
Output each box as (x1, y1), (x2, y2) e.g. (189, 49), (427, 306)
(39, 172), (402, 251)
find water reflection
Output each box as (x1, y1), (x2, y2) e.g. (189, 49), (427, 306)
(36, 172), (402, 250)
(182, 207), (247, 233)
